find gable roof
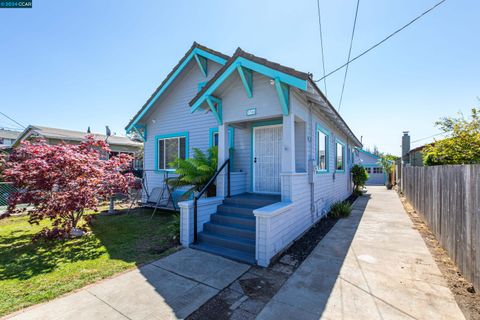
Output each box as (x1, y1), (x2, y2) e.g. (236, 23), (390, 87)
(0, 129), (21, 140)
(189, 47), (362, 147)
(356, 148), (381, 159)
(13, 125), (142, 149)
(190, 48), (309, 110)
(125, 42), (230, 132)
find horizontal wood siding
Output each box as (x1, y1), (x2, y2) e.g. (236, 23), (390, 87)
(403, 165), (480, 290)
(141, 60), (223, 195)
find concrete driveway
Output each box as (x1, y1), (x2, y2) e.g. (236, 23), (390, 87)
(6, 249), (249, 320)
(258, 187), (465, 320)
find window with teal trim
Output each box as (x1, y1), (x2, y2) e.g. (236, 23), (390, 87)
(317, 129), (328, 171)
(158, 136), (186, 170)
(336, 142), (345, 171)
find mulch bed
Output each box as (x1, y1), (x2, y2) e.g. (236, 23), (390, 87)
(400, 194), (480, 320)
(187, 194), (359, 320)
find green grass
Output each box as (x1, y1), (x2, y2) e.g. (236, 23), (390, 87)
(0, 208), (180, 317)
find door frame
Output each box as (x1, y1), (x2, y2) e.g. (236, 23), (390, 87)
(252, 123), (283, 194)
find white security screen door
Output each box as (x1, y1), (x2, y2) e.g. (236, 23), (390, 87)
(253, 125), (282, 194)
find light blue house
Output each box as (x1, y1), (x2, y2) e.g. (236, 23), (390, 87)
(354, 148), (386, 185)
(126, 43), (362, 266)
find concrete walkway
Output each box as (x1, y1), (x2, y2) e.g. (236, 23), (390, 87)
(258, 187), (465, 320)
(6, 249), (249, 320)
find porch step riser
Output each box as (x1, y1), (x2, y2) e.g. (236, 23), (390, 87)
(204, 223), (255, 240)
(198, 233), (255, 253)
(217, 205), (255, 217)
(211, 215), (255, 228)
(223, 198), (278, 208)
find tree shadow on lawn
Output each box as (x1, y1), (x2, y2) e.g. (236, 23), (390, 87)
(0, 232), (103, 281)
(0, 207), (179, 282)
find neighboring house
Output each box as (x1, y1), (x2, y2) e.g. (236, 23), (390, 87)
(0, 129), (20, 149)
(354, 148), (386, 185)
(126, 42), (362, 266)
(401, 131), (428, 167)
(13, 125), (142, 161)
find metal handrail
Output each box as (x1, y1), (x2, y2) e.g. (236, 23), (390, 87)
(193, 158), (230, 242)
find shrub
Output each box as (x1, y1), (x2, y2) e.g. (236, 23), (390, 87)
(328, 201), (352, 219)
(351, 164), (368, 192)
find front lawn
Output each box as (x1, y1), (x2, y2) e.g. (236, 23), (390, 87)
(0, 207), (180, 317)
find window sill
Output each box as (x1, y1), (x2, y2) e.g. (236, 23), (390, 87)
(316, 170), (329, 174)
(335, 170), (346, 173)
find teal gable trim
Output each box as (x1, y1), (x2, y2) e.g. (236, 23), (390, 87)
(356, 147), (381, 160)
(191, 56), (308, 113)
(316, 123), (330, 174)
(236, 65), (253, 98)
(206, 96), (223, 125)
(126, 48), (227, 133)
(274, 78), (289, 116)
(154, 131), (189, 172)
(198, 81), (207, 91)
(194, 54), (208, 77)
(250, 119), (283, 191)
(132, 124), (147, 142)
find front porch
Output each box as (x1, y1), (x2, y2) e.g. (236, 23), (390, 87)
(216, 115), (309, 201)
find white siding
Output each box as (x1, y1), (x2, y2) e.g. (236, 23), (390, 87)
(140, 59), (223, 196)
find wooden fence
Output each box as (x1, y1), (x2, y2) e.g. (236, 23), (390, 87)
(402, 165), (480, 289)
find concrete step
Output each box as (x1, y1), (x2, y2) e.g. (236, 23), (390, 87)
(203, 222), (255, 240)
(198, 231), (255, 253)
(211, 213), (255, 228)
(190, 242), (256, 264)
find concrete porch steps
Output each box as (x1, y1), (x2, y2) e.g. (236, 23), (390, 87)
(192, 193), (280, 264)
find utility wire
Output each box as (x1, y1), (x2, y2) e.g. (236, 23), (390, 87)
(411, 131), (449, 144)
(338, 0), (360, 112)
(0, 111), (25, 129)
(316, 0), (328, 96)
(314, 0), (447, 82)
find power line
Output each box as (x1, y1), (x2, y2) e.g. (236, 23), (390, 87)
(0, 111), (25, 129)
(314, 0), (447, 82)
(338, 0), (360, 112)
(411, 131), (449, 144)
(316, 0), (328, 97)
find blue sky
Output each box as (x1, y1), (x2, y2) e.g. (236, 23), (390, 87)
(1, 0), (478, 155)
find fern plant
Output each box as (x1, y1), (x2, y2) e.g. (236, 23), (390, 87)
(167, 147), (218, 199)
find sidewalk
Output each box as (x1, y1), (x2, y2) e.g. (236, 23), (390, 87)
(5, 249), (249, 320)
(257, 186), (465, 320)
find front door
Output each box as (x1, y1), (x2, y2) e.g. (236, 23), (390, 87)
(253, 124), (282, 194)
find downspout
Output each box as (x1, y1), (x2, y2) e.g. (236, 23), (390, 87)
(308, 102), (315, 223)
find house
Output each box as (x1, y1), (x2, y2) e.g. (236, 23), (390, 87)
(0, 129), (20, 149)
(13, 125), (142, 162)
(354, 148), (386, 185)
(126, 42), (362, 266)
(401, 131), (429, 167)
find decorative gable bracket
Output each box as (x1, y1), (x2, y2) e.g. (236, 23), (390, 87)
(206, 95), (223, 125)
(194, 54), (208, 77)
(236, 64), (253, 98)
(132, 124), (147, 142)
(274, 78), (290, 116)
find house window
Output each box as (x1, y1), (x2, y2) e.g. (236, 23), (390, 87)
(336, 141), (345, 171)
(365, 167), (371, 174)
(156, 133), (188, 170)
(317, 129), (329, 172)
(373, 167), (383, 174)
(212, 132), (219, 146)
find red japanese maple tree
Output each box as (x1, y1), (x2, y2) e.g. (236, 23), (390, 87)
(2, 136), (135, 239)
